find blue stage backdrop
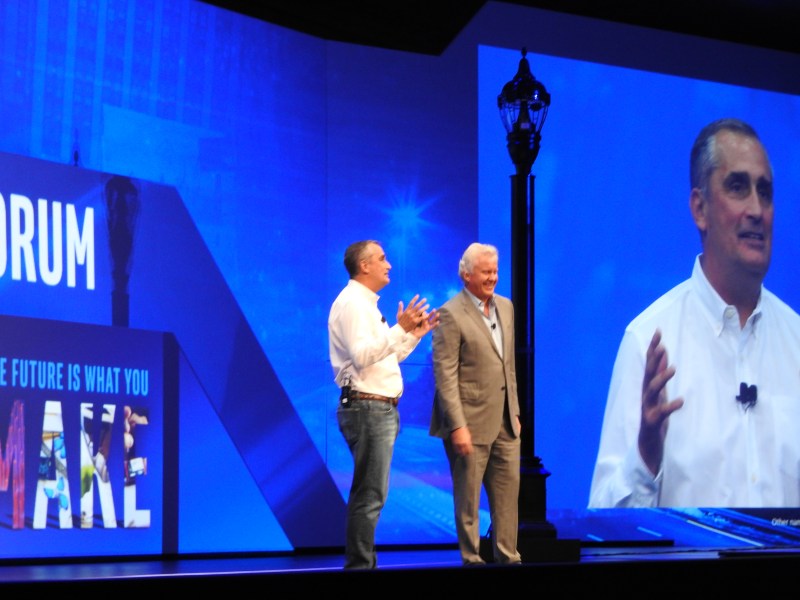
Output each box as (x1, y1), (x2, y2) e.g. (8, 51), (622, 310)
(0, 0), (798, 560)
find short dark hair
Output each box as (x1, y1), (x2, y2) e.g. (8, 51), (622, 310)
(343, 240), (380, 278)
(690, 118), (768, 197)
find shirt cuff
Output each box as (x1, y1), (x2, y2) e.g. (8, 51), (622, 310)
(623, 444), (661, 506)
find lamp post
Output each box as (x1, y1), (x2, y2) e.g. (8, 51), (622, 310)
(105, 176), (140, 327)
(498, 48), (555, 538)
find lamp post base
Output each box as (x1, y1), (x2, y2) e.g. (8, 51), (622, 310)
(519, 455), (551, 524)
(517, 456), (580, 562)
(517, 536), (582, 563)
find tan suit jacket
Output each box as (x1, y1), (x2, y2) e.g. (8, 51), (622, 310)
(430, 289), (520, 442)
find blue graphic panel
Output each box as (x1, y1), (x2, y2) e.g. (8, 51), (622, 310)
(0, 150), (344, 557)
(0, 314), (166, 559)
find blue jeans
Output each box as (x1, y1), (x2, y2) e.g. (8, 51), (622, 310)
(337, 399), (399, 569)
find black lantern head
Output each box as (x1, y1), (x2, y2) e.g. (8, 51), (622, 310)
(498, 48), (551, 174)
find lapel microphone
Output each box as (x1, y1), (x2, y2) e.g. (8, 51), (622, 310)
(736, 382), (757, 411)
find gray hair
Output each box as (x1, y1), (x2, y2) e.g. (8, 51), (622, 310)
(458, 243), (498, 282)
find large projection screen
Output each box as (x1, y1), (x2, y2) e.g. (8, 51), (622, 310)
(478, 43), (800, 511)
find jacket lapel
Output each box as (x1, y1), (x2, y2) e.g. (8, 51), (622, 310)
(457, 290), (502, 357)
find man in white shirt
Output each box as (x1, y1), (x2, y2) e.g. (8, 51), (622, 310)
(589, 118), (800, 508)
(328, 240), (439, 568)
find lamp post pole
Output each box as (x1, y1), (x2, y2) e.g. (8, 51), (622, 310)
(498, 48), (555, 537)
(105, 176), (140, 327)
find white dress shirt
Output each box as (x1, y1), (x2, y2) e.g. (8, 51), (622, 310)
(589, 255), (800, 508)
(328, 279), (420, 398)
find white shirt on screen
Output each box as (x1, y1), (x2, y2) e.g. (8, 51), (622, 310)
(589, 255), (800, 508)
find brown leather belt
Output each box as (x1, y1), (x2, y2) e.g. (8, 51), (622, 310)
(351, 391), (399, 406)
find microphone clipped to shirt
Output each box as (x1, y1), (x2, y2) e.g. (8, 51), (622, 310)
(736, 382), (757, 411)
(491, 322), (496, 330)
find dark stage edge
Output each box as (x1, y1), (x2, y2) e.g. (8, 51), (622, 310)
(2, 545), (800, 592)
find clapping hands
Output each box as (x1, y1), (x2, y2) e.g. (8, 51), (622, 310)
(397, 294), (440, 338)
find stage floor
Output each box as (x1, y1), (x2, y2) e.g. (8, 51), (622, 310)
(2, 542), (800, 592)
(4, 507), (800, 591)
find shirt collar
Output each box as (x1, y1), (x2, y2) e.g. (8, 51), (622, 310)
(464, 287), (494, 313)
(692, 254), (763, 336)
(347, 278), (380, 304)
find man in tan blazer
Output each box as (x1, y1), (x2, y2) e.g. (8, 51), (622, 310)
(430, 242), (522, 565)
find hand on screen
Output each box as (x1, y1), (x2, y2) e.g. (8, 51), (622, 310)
(638, 329), (684, 475)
